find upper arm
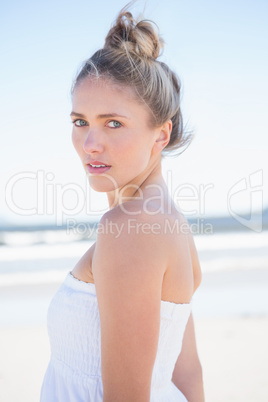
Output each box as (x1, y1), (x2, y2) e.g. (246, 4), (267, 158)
(172, 313), (202, 382)
(171, 313), (204, 401)
(171, 217), (202, 377)
(92, 210), (166, 401)
(171, 215), (204, 399)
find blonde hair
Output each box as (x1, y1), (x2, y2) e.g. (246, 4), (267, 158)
(71, 2), (192, 157)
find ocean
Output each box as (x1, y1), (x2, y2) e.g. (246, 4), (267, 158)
(0, 229), (268, 326)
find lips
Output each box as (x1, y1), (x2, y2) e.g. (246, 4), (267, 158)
(87, 160), (111, 167)
(86, 162), (111, 175)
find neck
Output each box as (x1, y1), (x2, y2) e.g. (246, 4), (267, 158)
(106, 157), (167, 210)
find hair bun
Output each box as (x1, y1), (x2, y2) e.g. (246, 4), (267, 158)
(104, 9), (164, 60)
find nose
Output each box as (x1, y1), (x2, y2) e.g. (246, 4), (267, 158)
(83, 129), (104, 154)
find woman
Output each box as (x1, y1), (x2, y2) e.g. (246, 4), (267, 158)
(40, 3), (204, 401)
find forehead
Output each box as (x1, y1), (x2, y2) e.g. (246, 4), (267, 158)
(72, 77), (154, 121)
(73, 77), (139, 105)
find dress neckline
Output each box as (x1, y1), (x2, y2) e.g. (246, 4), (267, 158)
(68, 271), (192, 307)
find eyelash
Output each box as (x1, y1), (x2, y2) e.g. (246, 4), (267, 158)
(106, 120), (122, 129)
(71, 119), (88, 127)
(71, 119), (122, 128)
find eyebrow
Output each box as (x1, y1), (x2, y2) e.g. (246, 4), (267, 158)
(70, 111), (130, 120)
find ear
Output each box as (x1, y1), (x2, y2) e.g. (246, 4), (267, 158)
(152, 120), (172, 155)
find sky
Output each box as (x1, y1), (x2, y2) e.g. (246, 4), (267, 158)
(1, 0), (267, 227)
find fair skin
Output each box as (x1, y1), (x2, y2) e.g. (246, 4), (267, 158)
(71, 77), (204, 402)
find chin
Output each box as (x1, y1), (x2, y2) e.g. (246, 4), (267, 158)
(87, 175), (118, 192)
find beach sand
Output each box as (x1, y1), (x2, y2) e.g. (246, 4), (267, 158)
(196, 317), (268, 402)
(1, 317), (268, 402)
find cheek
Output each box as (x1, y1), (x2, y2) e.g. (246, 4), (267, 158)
(121, 140), (152, 173)
(130, 133), (153, 160)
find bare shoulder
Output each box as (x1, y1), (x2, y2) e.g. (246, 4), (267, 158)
(93, 201), (169, 281)
(98, 200), (171, 236)
(93, 203), (202, 300)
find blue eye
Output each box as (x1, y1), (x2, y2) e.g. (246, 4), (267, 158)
(73, 119), (88, 127)
(107, 120), (122, 128)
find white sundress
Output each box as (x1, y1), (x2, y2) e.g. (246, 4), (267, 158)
(40, 271), (192, 401)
